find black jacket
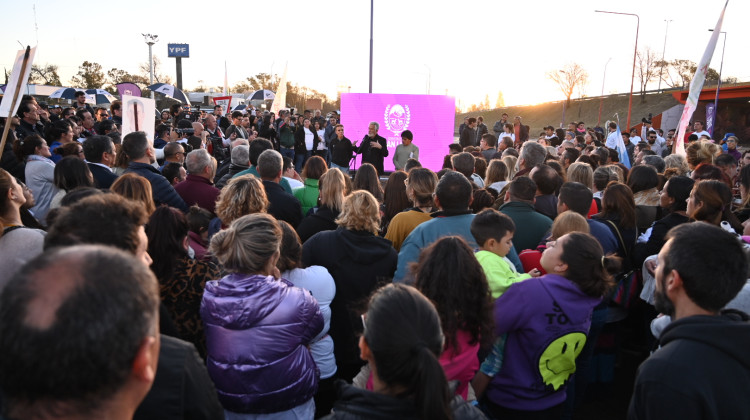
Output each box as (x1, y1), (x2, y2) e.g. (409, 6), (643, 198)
(323, 380), (486, 420)
(294, 126), (321, 154)
(354, 134), (388, 175)
(134, 335), (223, 420)
(262, 180), (302, 228)
(331, 136), (354, 167)
(88, 162), (119, 189)
(215, 163), (249, 189)
(302, 228), (397, 367)
(628, 310), (750, 420)
(125, 162), (188, 212)
(296, 205), (340, 243)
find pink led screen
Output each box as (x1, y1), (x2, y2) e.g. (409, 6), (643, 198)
(340, 93), (456, 172)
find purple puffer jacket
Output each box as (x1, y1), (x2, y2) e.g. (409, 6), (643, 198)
(200, 273), (324, 414)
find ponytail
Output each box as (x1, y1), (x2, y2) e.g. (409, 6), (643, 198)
(560, 232), (621, 297)
(364, 284), (453, 420)
(412, 345), (452, 420)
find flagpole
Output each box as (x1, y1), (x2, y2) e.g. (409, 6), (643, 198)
(0, 47), (31, 161)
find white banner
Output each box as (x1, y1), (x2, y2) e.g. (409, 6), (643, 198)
(674, 0), (728, 156)
(121, 95), (156, 143)
(270, 63), (287, 115)
(0, 46), (36, 118)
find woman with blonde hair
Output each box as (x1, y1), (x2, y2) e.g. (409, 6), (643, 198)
(664, 154), (690, 179)
(567, 162), (594, 189)
(385, 168), (438, 251)
(686, 140), (720, 170)
(302, 190), (398, 382)
(201, 213), (323, 418)
(519, 210), (590, 274)
(485, 159), (509, 194)
(110, 173), (156, 215)
(209, 175), (268, 237)
(502, 155), (518, 180)
(297, 168), (347, 243)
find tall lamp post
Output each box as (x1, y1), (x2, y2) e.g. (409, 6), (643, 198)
(595, 10), (639, 130)
(142, 33), (159, 99)
(708, 29), (727, 135)
(598, 57), (612, 126)
(657, 19), (672, 92)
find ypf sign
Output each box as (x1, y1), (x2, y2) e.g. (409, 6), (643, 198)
(167, 44), (189, 58)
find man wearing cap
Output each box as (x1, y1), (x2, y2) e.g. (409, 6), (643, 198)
(48, 104), (62, 122)
(393, 130), (419, 171)
(73, 91), (95, 116)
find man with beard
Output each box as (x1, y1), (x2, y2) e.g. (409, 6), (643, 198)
(628, 222), (750, 420)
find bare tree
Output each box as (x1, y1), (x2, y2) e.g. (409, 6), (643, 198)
(29, 64), (61, 86)
(657, 59), (720, 89)
(138, 56), (172, 85)
(636, 47), (660, 102)
(547, 63), (588, 107)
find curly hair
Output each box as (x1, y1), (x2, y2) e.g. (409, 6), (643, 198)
(215, 175), (268, 225)
(110, 173), (156, 215)
(411, 236), (493, 351)
(336, 190), (381, 234)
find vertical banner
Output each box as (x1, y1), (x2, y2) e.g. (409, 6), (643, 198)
(223, 61), (229, 95)
(213, 96), (232, 113)
(0, 46), (37, 118)
(705, 103), (716, 136)
(270, 64), (288, 115)
(121, 95), (156, 143)
(674, 0), (728, 156)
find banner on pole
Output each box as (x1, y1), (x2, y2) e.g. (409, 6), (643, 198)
(0, 47), (37, 118)
(674, 0), (728, 156)
(121, 95), (156, 143)
(270, 64), (288, 115)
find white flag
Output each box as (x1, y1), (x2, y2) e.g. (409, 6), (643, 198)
(674, 0), (728, 156)
(270, 63), (287, 115)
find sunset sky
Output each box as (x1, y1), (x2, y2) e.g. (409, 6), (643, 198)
(1, 0), (745, 108)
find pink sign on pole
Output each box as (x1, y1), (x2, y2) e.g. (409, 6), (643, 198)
(340, 93), (456, 172)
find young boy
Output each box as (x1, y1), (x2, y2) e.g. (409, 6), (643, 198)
(470, 208), (540, 398)
(471, 209), (540, 299)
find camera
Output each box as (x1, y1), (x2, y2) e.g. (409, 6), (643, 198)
(175, 128), (195, 136)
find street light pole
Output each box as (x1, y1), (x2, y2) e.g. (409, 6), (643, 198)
(424, 64), (431, 94)
(595, 10), (639, 130)
(598, 57), (612, 127)
(657, 19), (672, 92)
(142, 33), (159, 99)
(709, 29), (727, 136)
(369, 0), (374, 93)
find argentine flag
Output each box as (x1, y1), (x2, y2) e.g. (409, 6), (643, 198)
(614, 123), (631, 169)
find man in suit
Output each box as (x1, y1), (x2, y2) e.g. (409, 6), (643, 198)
(354, 122), (388, 175)
(83, 135), (119, 189)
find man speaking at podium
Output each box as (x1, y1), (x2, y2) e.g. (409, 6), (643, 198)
(354, 122), (388, 175)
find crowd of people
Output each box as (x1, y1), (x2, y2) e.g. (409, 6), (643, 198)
(1, 93), (749, 420)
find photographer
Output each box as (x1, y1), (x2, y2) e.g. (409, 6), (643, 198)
(224, 111), (248, 140)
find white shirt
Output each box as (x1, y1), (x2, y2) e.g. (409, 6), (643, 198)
(304, 128), (314, 150)
(606, 131), (619, 149)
